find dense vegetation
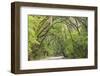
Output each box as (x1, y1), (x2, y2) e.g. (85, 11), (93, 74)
(28, 15), (88, 60)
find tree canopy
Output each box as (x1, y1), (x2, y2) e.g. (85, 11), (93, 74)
(28, 15), (88, 60)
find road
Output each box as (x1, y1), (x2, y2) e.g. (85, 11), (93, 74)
(44, 56), (64, 60)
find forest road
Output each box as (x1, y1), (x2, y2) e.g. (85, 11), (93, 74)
(44, 56), (64, 60)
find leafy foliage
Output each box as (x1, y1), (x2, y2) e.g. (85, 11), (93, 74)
(28, 15), (88, 60)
